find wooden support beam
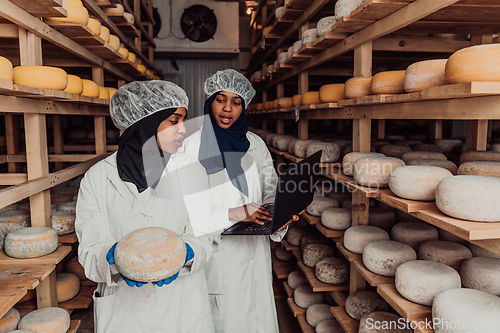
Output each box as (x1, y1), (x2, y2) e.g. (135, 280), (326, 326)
(298, 116), (308, 139)
(5, 115), (21, 173)
(262, 118), (268, 131)
(429, 120), (443, 140)
(36, 271), (58, 308)
(0, 173), (28, 185)
(352, 190), (369, 226)
(353, 119), (371, 153)
(53, 115), (64, 171)
(471, 34), (493, 46)
(466, 120), (488, 151)
(354, 42), (372, 77)
(299, 71), (308, 95)
(94, 116), (107, 155)
(276, 119), (284, 134)
(277, 83), (284, 99)
(350, 262), (366, 294)
(18, 28), (42, 66)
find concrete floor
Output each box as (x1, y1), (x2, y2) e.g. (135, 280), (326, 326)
(71, 307), (94, 333)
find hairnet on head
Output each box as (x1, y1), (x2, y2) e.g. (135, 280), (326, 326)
(110, 80), (189, 130)
(204, 69), (256, 109)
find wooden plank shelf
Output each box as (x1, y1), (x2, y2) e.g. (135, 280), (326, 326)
(0, 285), (27, 319)
(297, 43), (324, 56)
(421, 82), (500, 100)
(331, 16), (374, 34)
(329, 290), (347, 307)
(353, 260), (395, 287)
(320, 167), (382, 198)
(273, 64), (294, 73)
(297, 312), (315, 333)
(106, 12), (130, 24)
(336, 240), (362, 262)
(271, 18), (295, 34)
(283, 281), (294, 298)
(313, 32), (349, 48)
(377, 283), (432, 323)
(108, 58), (141, 75)
(44, 21), (96, 38)
(115, 22), (140, 38)
(349, 0), (411, 21)
(297, 261), (349, 292)
(80, 279), (98, 287)
(267, 146), (288, 156)
(331, 306), (360, 333)
(85, 43), (121, 60)
(0, 264), (55, 289)
(13, 0), (66, 17)
(16, 284), (95, 311)
(281, 8), (303, 20)
(57, 95), (109, 105)
(281, 240), (299, 251)
(292, 248), (302, 261)
(379, 190), (436, 213)
(302, 212), (345, 238)
(58, 232), (78, 244)
(285, 53), (312, 66)
(287, 297), (306, 317)
(0, 81), (73, 100)
(0, 246), (71, 265)
(68, 320), (81, 333)
(272, 250), (296, 279)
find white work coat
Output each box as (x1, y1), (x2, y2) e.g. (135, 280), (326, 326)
(75, 152), (219, 333)
(181, 129), (283, 333)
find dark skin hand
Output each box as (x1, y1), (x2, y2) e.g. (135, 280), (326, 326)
(228, 203), (299, 231)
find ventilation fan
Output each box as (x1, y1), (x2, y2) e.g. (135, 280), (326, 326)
(180, 4), (217, 43)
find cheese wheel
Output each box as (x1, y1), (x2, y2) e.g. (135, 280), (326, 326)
(379, 144), (412, 158)
(262, 26), (272, 36)
(293, 140), (318, 158)
(265, 133), (278, 146)
(293, 40), (303, 53)
(317, 16), (337, 36)
(0, 308), (20, 332)
(286, 138), (298, 153)
(363, 240), (416, 276)
(105, 87), (117, 100)
(303, 244), (335, 268)
(294, 285), (324, 308)
(117, 47), (129, 60)
(278, 97), (293, 108)
(344, 225), (390, 255)
(275, 246), (295, 261)
(407, 158), (457, 174)
(301, 91), (321, 105)
(86, 18), (101, 35)
(0, 210), (30, 235)
(18, 307), (70, 333)
(51, 194), (71, 203)
(278, 51), (288, 64)
(342, 152), (384, 176)
(272, 134), (290, 148)
(458, 161), (500, 178)
(316, 319), (343, 333)
(51, 211), (75, 235)
(344, 76), (372, 99)
(63, 75), (83, 95)
(300, 233), (329, 251)
(56, 273), (80, 302)
(13, 66), (68, 90)
(66, 256), (87, 279)
(321, 208), (351, 231)
(95, 86), (109, 101)
(0, 56), (13, 81)
(108, 35), (120, 51)
(412, 143), (443, 153)
(400, 151), (446, 163)
(315, 257), (349, 284)
(404, 59), (447, 93)
(0, 230), (3, 250)
(49, 5), (89, 25)
(353, 156), (405, 188)
(391, 222), (439, 250)
(370, 71), (406, 95)
(306, 303), (334, 327)
(359, 312), (411, 333)
(335, 0), (365, 20)
(287, 226), (313, 246)
(446, 44), (500, 83)
(292, 94), (302, 106)
(319, 84), (346, 102)
(99, 26), (110, 43)
(128, 52), (136, 64)
(436, 175), (500, 222)
(81, 79), (99, 98)
(459, 150), (500, 165)
(434, 139), (462, 153)
(103, 4), (124, 14)
(306, 142), (340, 163)
(57, 202), (76, 215)
(5, 227), (58, 259)
(114, 227), (186, 282)
(302, 29), (317, 43)
(288, 270), (307, 289)
(368, 207), (396, 229)
(306, 197), (339, 217)
(432, 288), (500, 333)
(461, 257), (500, 295)
(389, 165), (452, 201)
(467, 242), (500, 259)
(276, 136), (294, 151)
(123, 12), (134, 24)
(287, 46), (293, 59)
(491, 143), (500, 153)
(345, 291), (388, 321)
(274, 6), (286, 18)
(418, 240), (473, 271)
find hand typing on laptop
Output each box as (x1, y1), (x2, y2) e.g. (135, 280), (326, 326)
(228, 202), (272, 225)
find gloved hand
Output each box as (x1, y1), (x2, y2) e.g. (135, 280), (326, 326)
(106, 242), (148, 287)
(152, 243), (194, 287)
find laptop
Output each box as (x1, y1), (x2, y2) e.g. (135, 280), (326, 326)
(221, 150), (322, 235)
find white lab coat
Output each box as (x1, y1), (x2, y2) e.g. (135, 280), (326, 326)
(75, 152), (219, 333)
(181, 129), (284, 333)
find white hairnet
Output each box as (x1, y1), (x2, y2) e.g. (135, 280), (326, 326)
(110, 80), (189, 130)
(204, 69), (256, 109)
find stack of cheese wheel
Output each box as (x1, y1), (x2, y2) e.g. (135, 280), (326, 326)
(86, 17), (101, 35)
(18, 307), (70, 333)
(363, 240), (416, 276)
(445, 44), (500, 83)
(404, 59), (447, 93)
(63, 75), (83, 95)
(353, 156), (405, 187)
(335, 0), (365, 20)
(316, 16), (337, 36)
(13, 66), (68, 90)
(303, 244), (335, 268)
(0, 210), (30, 235)
(458, 161), (500, 178)
(301, 91), (321, 105)
(51, 211), (76, 235)
(344, 76), (372, 99)
(5, 227), (58, 258)
(47, 0), (89, 25)
(56, 273), (80, 302)
(345, 291), (388, 320)
(81, 79), (99, 97)
(319, 84), (345, 102)
(0, 56), (13, 81)
(66, 256), (87, 280)
(344, 225), (390, 254)
(0, 308), (20, 332)
(418, 240), (473, 271)
(371, 71), (406, 94)
(460, 257), (500, 295)
(306, 142), (340, 163)
(306, 196), (339, 216)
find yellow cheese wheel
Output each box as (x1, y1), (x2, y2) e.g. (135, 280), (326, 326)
(18, 307), (70, 333)
(278, 97), (293, 108)
(146, 69), (153, 79)
(446, 44), (500, 84)
(0, 56), (13, 81)
(103, 4), (124, 14)
(62, 0), (84, 7)
(301, 91), (321, 105)
(404, 59), (447, 93)
(292, 94), (302, 106)
(63, 75), (83, 95)
(49, 5), (89, 25)
(370, 71), (406, 95)
(273, 99), (280, 109)
(56, 273), (80, 302)
(137, 64), (146, 74)
(106, 87), (117, 99)
(123, 12), (134, 24)
(5, 227), (58, 259)
(128, 52), (136, 63)
(108, 35), (120, 51)
(81, 79), (99, 98)
(98, 86), (110, 100)
(255, 103), (263, 111)
(0, 308), (20, 332)
(66, 256), (87, 280)
(13, 66), (68, 90)
(99, 26), (110, 43)
(117, 47), (129, 59)
(344, 76), (372, 99)
(86, 18), (101, 35)
(319, 84), (346, 102)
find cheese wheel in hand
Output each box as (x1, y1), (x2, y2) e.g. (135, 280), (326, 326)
(5, 227), (58, 258)
(319, 84), (345, 102)
(370, 71), (406, 95)
(404, 59), (447, 93)
(0, 56), (13, 81)
(344, 76), (372, 99)
(63, 75), (83, 95)
(301, 91), (321, 105)
(114, 227), (186, 282)
(446, 44), (500, 83)
(13, 66), (68, 90)
(18, 307), (70, 333)
(81, 79), (99, 97)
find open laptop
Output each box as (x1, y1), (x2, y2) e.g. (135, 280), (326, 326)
(221, 150), (322, 235)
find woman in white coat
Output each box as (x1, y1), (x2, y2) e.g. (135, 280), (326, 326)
(75, 81), (219, 333)
(181, 69), (297, 333)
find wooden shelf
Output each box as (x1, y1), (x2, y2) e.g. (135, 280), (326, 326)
(296, 312), (315, 333)
(292, 248), (302, 261)
(0, 81), (73, 100)
(0, 246), (71, 265)
(0, 264), (55, 289)
(353, 260), (395, 287)
(68, 320), (81, 333)
(0, 285), (27, 319)
(379, 190), (436, 213)
(421, 82), (500, 100)
(377, 283), (432, 323)
(267, 145), (287, 156)
(282, 239), (299, 251)
(58, 232), (78, 244)
(302, 212), (345, 239)
(297, 261), (349, 293)
(283, 281), (294, 298)
(16, 284), (95, 311)
(272, 250), (296, 279)
(12, 0), (66, 17)
(287, 297), (306, 317)
(331, 306), (360, 333)
(336, 240), (362, 262)
(313, 32), (349, 48)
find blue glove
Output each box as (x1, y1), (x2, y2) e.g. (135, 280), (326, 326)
(106, 242), (148, 288)
(152, 243), (194, 287)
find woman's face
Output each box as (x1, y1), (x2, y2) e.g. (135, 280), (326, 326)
(211, 91), (243, 129)
(157, 107), (187, 153)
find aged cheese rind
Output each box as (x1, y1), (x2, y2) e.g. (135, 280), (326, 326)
(306, 303), (334, 327)
(362, 240), (417, 276)
(5, 227), (58, 259)
(303, 244), (335, 268)
(460, 257), (500, 296)
(315, 257), (349, 284)
(391, 222), (438, 250)
(294, 285), (324, 308)
(353, 156), (405, 187)
(345, 291), (388, 321)
(18, 307), (70, 333)
(321, 208), (351, 230)
(418, 240), (473, 271)
(344, 225), (390, 255)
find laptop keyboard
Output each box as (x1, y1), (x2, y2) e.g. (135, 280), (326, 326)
(245, 221), (272, 232)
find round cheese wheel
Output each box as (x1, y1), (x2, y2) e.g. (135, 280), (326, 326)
(292, 94), (302, 106)
(86, 17), (101, 35)
(272, 134), (288, 147)
(18, 307), (70, 333)
(353, 156), (405, 187)
(50, 5), (89, 25)
(391, 222), (439, 250)
(293, 40), (303, 53)
(306, 197), (339, 216)
(412, 143), (443, 153)
(58, 202), (76, 214)
(446, 44), (500, 84)
(51, 211), (75, 235)
(459, 150), (500, 165)
(418, 240), (473, 271)
(0, 308), (20, 332)
(275, 246), (295, 261)
(275, 6), (285, 18)
(400, 151), (446, 163)
(458, 161), (500, 178)
(345, 291), (388, 320)
(363, 240), (416, 276)
(99, 26), (110, 43)
(128, 52), (136, 64)
(0, 56), (13, 81)
(395, 260), (461, 306)
(467, 242), (500, 259)
(276, 136), (295, 151)
(300, 233), (329, 251)
(432, 288), (500, 333)
(302, 29), (317, 43)
(272, 99), (280, 109)
(306, 303), (334, 327)
(461, 257), (500, 295)
(278, 97), (293, 108)
(315, 318), (343, 333)
(56, 273), (80, 302)
(13, 66), (68, 90)
(436, 175), (500, 222)
(315, 257), (349, 284)
(278, 51), (288, 64)
(344, 225), (390, 254)
(81, 79), (99, 98)
(379, 144), (412, 158)
(0, 210), (30, 235)
(288, 270), (307, 289)
(301, 91), (321, 105)
(321, 208), (351, 230)
(287, 226), (313, 246)
(66, 256), (86, 279)
(317, 16), (337, 36)
(306, 142), (340, 163)
(117, 47), (129, 60)
(287, 46), (293, 59)
(491, 143), (500, 153)
(368, 207), (396, 229)
(63, 75), (83, 95)
(0, 230), (4, 250)
(389, 165), (453, 201)
(108, 35), (120, 51)
(434, 139), (462, 153)
(287, 138), (298, 153)
(344, 76), (373, 99)
(104, 4), (124, 14)
(319, 84), (345, 103)
(407, 158), (457, 174)
(359, 312), (411, 333)
(98, 86), (110, 100)
(265, 133), (278, 146)
(404, 59), (447, 93)
(5, 227), (58, 259)
(303, 244), (335, 268)
(262, 26), (272, 36)
(51, 194), (70, 203)
(335, 0), (365, 20)
(370, 71), (406, 95)
(343, 152), (385, 176)
(136, 64), (147, 74)
(294, 285), (324, 308)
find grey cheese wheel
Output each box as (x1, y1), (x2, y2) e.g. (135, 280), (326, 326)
(315, 257), (349, 284)
(379, 145), (412, 159)
(306, 197), (339, 217)
(287, 226), (313, 246)
(467, 242), (500, 259)
(432, 288), (500, 333)
(344, 225), (390, 255)
(287, 138), (298, 154)
(345, 291), (388, 321)
(315, 319), (343, 333)
(275, 246), (295, 261)
(434, 139), (462, 153)
(459, 150), (500, 165)
(359, 312), (412, 333)
(306, 142), (341, 163)
(335, 0), (365, 20)
(0, 210), (30, 235)
(458, 161), (500, 178)
(368, 207), (396, 229)
(5, 227), (58, 258)
(0, 230), (4, 250)
(407, 158), (458, 175)
(294, 285), (324, 308)
(306, 303), (334, 327)
(400, 151), (447, 163)
(303, 244), (335, 268)
(51, 211), (76, 235)
(288, 270), (308, 289)
(391, 222), (439, 250)
(460, 257), (500, 295)
(363, 240), (417, 276)
(300, 233), (329, 251)
(321, 208), (351, 231)
(0, 308), (20, 332)
(316, 16), (337, 36)
(293, 140), (319, 158)
(0, 203), (19, 213)
(395, 260), (461, 306)
(353, 156), (405, 187)
(272, 135), (292, 148)
(342, 152), (385, 176)
(265, 133), (279, 146)
(275, 136), (295, 151)
(389, 166), (453, 201)
(18, 307), (70, 333)
(58, 201), (76, 214)
(418, 240), (473, 271)
(412, 143), (443, 153)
